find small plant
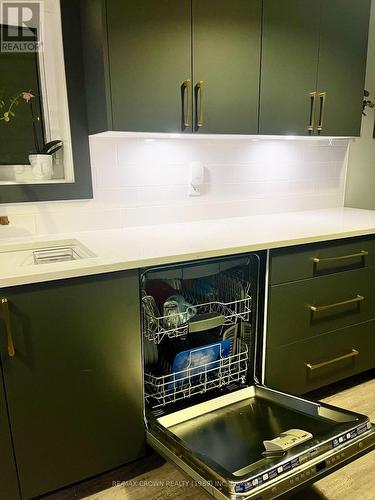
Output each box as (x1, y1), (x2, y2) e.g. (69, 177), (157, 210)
(0, 90), (41, 153)
(0, 90), (34, 122)
(363, 89), (375, 116)
(0, 90), (63, 158)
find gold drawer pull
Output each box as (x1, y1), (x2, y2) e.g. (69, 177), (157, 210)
(0, 298), (15, 357)
(309, 294), (365, 313)
(182, 79), (191, 127)
(312, 250), (368, 264)
(306, 349), (359, 371)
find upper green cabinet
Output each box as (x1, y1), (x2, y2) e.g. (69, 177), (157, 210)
(107, 1), (191, 133)
(260, 0), (321, 136)
(82, 0), (261, 135)
(316, 0), (371, 136)
(260, 0), (371, 136)
(82, 0), (370, 136)
(192, 0), (261, 134)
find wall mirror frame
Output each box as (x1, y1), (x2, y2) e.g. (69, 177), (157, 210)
(0, 0), (92, 203)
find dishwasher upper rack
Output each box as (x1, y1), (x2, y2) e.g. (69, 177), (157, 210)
(142, 275), (252, 344)
(144, 339), (249, 408)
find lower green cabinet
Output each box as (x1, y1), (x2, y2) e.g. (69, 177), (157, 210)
(0, 369), (20, 500)
(0, 271), (144, 499)
(266, 321), (375, 395)
(268, 267), (375, 348)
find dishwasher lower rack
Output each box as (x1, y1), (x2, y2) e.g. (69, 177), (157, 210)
(144, 340), (249, 408)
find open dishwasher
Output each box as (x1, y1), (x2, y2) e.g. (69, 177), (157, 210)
(141, 253), (375, 499)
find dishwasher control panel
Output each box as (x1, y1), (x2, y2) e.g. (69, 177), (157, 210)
(235, 421), (372, 496)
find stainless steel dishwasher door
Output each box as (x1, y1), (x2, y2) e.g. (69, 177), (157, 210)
(147, 386), (375, 499)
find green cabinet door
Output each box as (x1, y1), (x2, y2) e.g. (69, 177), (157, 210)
(192, 0), (261, 134)
(0, 369), (20, 500)
(315, 0), (371, 137)
(259, 0), (321, 135)
(106, 0), (192, 133)
(0, 272), (144, 499)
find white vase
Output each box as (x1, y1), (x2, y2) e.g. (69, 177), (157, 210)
(29, 154), (54, 180)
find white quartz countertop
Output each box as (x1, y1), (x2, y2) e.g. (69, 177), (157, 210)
(1, 207), (375, 288)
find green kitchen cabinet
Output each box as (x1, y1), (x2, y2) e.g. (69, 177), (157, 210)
(81, 0), (192, 133)
(266, 236), (375, 394)
(316, 0), (371, 136)
(270, 236), (375, 284)
(0, 367), (20, 500)
(260, 0), (321, 135)
(266, 320), (375, 395)
(0, 272), (144, 499)
(192, 0), (261, 134)
(260, 0), (371, 136)
(268, 267), (375, 348)
(81, 0), (261, 135)
(106, 0), (192, 133)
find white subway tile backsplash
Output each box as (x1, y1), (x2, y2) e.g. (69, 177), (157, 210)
(35, 208), (123, 235)
(1, 135), (350, 233)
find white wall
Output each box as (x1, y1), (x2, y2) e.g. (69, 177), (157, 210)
(1, 134), (348, 235)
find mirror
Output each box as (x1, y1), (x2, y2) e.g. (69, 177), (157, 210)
(0, 26), (45, 166)
(0, 0), (92, 202)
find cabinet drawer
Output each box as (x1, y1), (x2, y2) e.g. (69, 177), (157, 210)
(270, 236), (375, 284)
(268, 267), (375, 347)
(265, 321), (375, 395)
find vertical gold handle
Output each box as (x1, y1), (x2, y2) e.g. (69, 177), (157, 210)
(196, 81), (204, 128)
(1, 298), (15, 357)
(182, 79), (191, 128)
(308, 91), (317, 133)
(317, 92), (327, 133)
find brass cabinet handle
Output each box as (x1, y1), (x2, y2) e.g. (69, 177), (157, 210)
(306, 349), (359, 371)
(317, 92), (327, 132)
(196, 81), (204, 128)
(308, 91), (317, 133)
(309, 294), (365, 313)
(312, 250), (368, 264)
(182, 79), (191, 128)
(0, 298), (15, 357)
